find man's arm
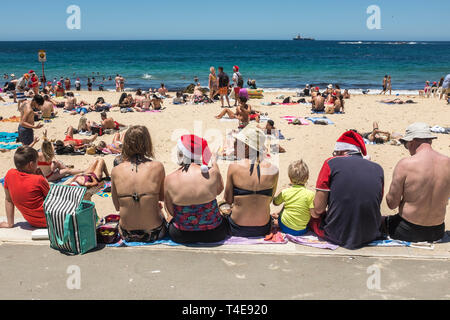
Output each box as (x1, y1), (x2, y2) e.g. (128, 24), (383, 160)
(313, 190), (329, 218)
(386, 160), (407, 210)
(1, 189), (15, 228)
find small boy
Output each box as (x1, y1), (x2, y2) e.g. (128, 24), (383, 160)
(272, 160), (315, 236)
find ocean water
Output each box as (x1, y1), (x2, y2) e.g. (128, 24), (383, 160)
(0, 40), (449, 93)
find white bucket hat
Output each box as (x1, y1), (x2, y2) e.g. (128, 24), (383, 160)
(233, 125), (266, 154)
(399, 122), (437, 143)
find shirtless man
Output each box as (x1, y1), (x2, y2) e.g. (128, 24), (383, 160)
(312, 94), (325, 111)
(42, 95), (58, 119)
(18, 95), (44, 146)
(158, 83), (170, 97)
(384, 123), (450, 242)
(100, 112), (125, 130)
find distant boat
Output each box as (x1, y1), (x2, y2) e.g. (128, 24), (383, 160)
(293, 34), (315, 41)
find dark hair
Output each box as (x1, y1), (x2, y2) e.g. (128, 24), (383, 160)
(161, 83), (165, 88)
(267, 120), (275, 127)
(14, 146), (38, 170)
(32, 95), (44, 106)
(119, 93), (127, 104)
(335, 84), (340, 89)
(136, 89), (142, 96)
(43, 95), (50, 101)
(239, 96), (248, 104)
(218, 67), (224, 72)
(100, 111), (107, 118)
(66, 92), (74, 97)
(96, 97), (105, 104)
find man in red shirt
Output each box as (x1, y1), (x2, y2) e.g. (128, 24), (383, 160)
(1, 147), (50, 228)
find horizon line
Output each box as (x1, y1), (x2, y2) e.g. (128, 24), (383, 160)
(1, 39), (450, 42)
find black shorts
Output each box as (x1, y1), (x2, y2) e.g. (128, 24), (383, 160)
(386, 214), (445, 242)
(18, 125), (34, 146)
(226, 214), (272, 238)
(168, 218), (229, 244)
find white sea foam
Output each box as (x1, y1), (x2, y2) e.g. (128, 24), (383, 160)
(261, 87), (420, 95)
(142, 73), (152, 79)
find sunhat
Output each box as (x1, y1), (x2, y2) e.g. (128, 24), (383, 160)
(399, 123), (437, 143)
(328, 84), (333, 89)
(233, 125), (266, 153)
(10, 74), (15, 78)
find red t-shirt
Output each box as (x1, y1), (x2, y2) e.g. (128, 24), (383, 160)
(4, 169), (50, 228)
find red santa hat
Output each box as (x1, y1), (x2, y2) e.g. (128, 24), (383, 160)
(177, 135), (212, 173)
(233, 65), (239, 71)
(28, 70), (35, 74)
(334, 131), (367, 156)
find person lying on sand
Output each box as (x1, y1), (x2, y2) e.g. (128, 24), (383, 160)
(360, 122), (403, 145)
(381, 98), (416, 104)
(65, 158), (110, 188)
(58, 126), (98, 150)
(95, 132), (123, 155)
(100, 112), (126, 130)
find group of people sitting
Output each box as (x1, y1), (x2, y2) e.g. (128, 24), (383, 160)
(2, 123), (448, 249)
(310, 84), (348, 113)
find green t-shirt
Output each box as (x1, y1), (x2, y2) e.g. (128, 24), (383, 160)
(273, 185), (315, 231)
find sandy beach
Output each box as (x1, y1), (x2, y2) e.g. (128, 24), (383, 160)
(0, 91), (449, 225)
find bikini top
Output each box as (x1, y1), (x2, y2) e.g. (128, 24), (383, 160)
(38, 160), (52, 166)
(233, 186), (273, 197)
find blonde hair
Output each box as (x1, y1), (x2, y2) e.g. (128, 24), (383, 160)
(78, 116), (88, 131)
(288, 160), (309, 185)
(210, 67), (215, 74)
(122, 125), (154, 161)
(41, 139), (55, 162)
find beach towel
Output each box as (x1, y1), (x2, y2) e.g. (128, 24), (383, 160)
(108, 234), (288, 247)
(430, 126), (450, 134)
(285, 233), (339, 250)
(306, 117), (335, 125)
(368, 239), (434, 250)
(0, 116), (20, 123)
(51, 175), (74, 185)
(1, 102), (15, 106)
(96, 181), (112, 198)
(281, 116), (310, 125)
(0, 132), (19, 143)
(311, 110), (343, 114)
(219, 117), (239, 122)
(0, 177), (4, 187)
(0, 143), (22, 150)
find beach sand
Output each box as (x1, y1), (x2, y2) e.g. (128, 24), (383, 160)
(0, 91), (449, 226)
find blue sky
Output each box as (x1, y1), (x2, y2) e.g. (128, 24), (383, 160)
(0, 0), (449, 41)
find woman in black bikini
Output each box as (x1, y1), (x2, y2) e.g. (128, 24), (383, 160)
(111, 126), (167, 242)
(223, 126), (279, 237)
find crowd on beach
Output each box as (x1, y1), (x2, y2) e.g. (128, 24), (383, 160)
(0, 67), (449, 251)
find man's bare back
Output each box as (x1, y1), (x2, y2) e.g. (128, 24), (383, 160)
(41, 101), (54, 118)
(388, 145), (450, 226)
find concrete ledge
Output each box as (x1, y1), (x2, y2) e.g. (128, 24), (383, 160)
(1, 218), (449, 260)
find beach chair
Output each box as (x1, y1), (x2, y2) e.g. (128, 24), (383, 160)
(44, 184), (98, 255)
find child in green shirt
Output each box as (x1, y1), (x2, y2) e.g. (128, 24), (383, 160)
(273, 160), (315, 236)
